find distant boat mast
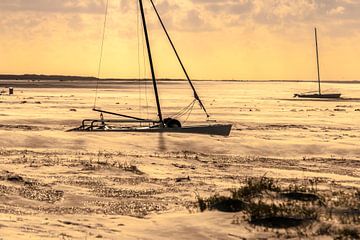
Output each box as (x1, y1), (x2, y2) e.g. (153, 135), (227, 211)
(294, 28), (341, 99)
(314, 27), (321, 95)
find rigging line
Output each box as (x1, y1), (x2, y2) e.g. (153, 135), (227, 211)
(94, 0), (109, 109)
(136, 0), (142, 123)
(173, 100), (196, 123)
(180, 100), (196, 115)
(183, 100), (196, 124)
(141, 13), (150, 121)
(171, 103), (191, 118)
(148, 0), (210, 118)
(174, 103), (194, 118)
(172, 99), (196, 118)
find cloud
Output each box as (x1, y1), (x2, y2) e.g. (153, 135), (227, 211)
(179, 9), (215, 31)
(188, 0), (360, 36)
(327, 6), (345, 15)
(0, 0), (106, 14)
(0, 0), (110, 39)
(1, 0), (360, 36)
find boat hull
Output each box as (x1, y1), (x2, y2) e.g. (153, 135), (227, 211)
(294, 93), (341, 99)
(70, 124), (232, 136)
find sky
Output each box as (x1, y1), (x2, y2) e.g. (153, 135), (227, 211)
(0, 0), (360, 80)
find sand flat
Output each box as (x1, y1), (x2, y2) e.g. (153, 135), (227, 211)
(0, 80), (359, 239)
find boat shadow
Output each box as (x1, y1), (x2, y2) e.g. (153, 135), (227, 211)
(279, 97), (360, 102)
(158, 132), (167, 152)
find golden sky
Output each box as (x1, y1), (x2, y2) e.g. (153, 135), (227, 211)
(0, 0), (359, 80)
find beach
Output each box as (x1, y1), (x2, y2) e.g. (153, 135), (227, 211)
(0, 80), (359, 239)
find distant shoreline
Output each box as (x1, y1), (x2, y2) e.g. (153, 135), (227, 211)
(0, 74), (359, 84)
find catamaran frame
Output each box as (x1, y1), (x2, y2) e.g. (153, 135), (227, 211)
(70, 0), (232, 136)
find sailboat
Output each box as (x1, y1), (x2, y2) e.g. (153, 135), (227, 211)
(294, 28), (341, 99)
(70, 0), (232, 136)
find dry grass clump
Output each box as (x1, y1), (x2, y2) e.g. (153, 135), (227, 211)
(247, 201), (317, 228)
(197, 176), (359, 237)
(197, 194), (245, 213)
(336, 227), (360, 240)
(281, 179), (324, 204)
(231, 176), (280, 200)
(317, 224), (360, 239)
(78, 151), (144, 175)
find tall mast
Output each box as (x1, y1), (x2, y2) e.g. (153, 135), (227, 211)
(315, 28), (321, 95)
(138, 0), (163, 123)
(149, 0), (210, 118)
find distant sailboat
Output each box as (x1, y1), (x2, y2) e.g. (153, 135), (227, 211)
(70, 0), (232, 136)
(294, 28), (341, 99)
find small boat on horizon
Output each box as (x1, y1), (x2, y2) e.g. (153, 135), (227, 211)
(294, 92), (341, 99)
(294, 28), (341, 99)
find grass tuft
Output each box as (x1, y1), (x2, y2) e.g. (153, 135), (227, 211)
(247, 201), (317, 228)
(197, 177), (359, 234)
(197, 194), (245, 213)
(231, 176), (280, 200)
(336, 226), (360, 240)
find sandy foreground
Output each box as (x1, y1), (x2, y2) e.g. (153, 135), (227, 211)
(0, 80), (359, 239)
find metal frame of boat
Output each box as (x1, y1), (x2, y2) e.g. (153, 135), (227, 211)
(70, 119), (232, 136)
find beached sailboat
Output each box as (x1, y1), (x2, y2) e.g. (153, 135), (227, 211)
(294, 28), (341, 99)
(70, 0), (232, 136)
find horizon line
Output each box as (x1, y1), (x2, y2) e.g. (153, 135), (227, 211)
(0, 73), (359, 83)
